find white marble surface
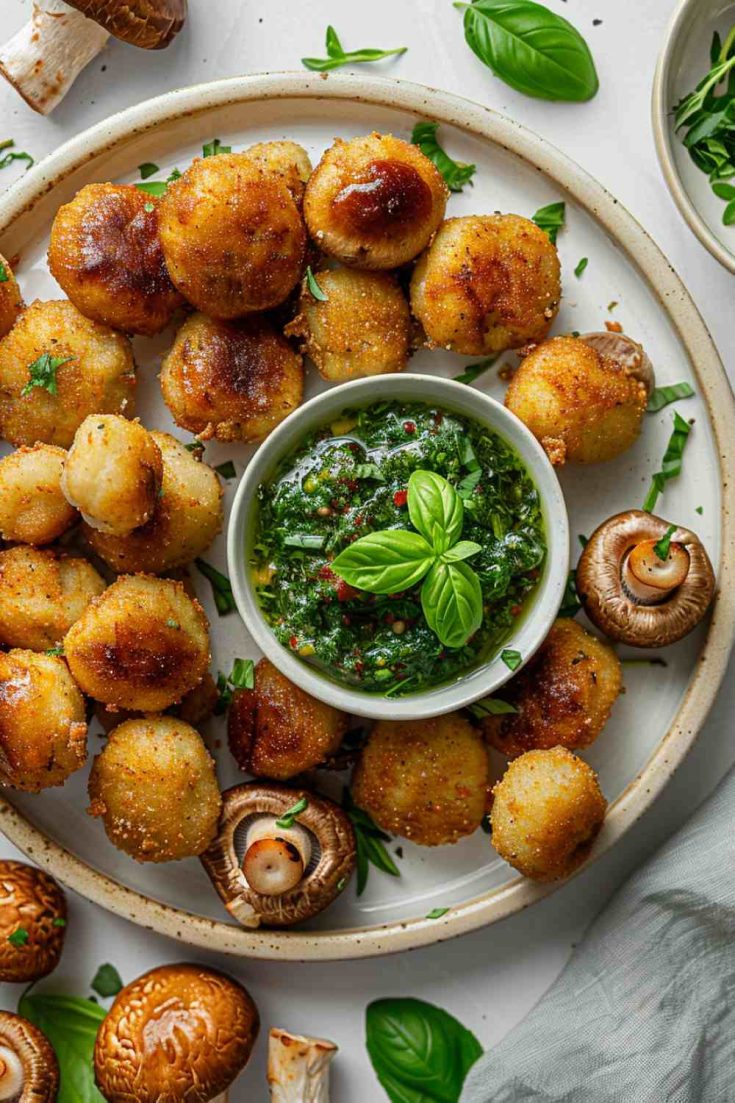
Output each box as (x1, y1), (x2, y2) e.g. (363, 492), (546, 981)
(1, 0), (734, 1098)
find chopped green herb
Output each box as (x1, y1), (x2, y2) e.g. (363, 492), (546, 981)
(411, 121), (476, 192)
(284, 533), (325, 550)
(426, 907), (450, 919)
(454, 356), (498, 385)
(21, 353), (73, 397)
(574, 257), (588, 277)
(480, 814), (492, 835)
(468, 696), (518, 719)
(501, 648), (522, 672)
(559, 569), (582, 618)
(214, 460), (237, 479)
(202, 138), (232, 158)
(642, 411), (692, 513)
(230, 657), (255, 689)
(653, 523), (677, 561)
(0, 139), (34, 171)
(143, 201), (155, 213)
(531, 201), (565, 243)
(165, 619), (180, 629)
(184, 439), (204, 453)
(646, 382), (695, 413)
(336, 877), (347, 892)
(302, 25), (407, 72)
(578, 534), (588, 547)
(135, 168), (181, 196)
(620, 657), (668, 667)
(276, 796), (309, 829)
(194, 558), (236, 615)
(696, 505), (704, 515)
(91, 963), (123, 998)
(355, 462), (385, 482)
(607, 300), (618, 312)
(52, 917), (67, 928)
(306, 265), (328, 301)
(138, 162), (159, 179)
(0, 258), (8, 283)
(8, 927), (29, 947)
(45, 646), (65, 657)
(343, 788), (400, 895)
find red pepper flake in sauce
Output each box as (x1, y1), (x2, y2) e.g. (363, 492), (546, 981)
(336, 579), (360, 602)
(289, 636), (298, 649)
(393, 488), (408, 507)
(605, 320), (623, 333)
(511, 604), (522, 617)
(403, 421), (416, 434)
(318, 565), (336, 581)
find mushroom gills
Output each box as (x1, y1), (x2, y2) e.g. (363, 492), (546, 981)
(268, 1028), (337, 1103)
(622, 539), (690, 605)
(0, 1045), (24, 1100)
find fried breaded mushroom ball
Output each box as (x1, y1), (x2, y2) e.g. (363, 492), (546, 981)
(0, 650), (87, 791)
(285, 267), (410, 381)
(304, 133), (448, 269)
(243, 140), (312, 206)
(491, 747), (607, 882)
(88, 717), (222, 862)
(0, 300), (135, 449)
(48, 184), (184, 336)
(84, 431), (223, 573)
(0, 546), (105, 651)
(228, 658), (348, 780)
(0, 444), (77, 545)
(160, 313), (304, 442)
(0, 253), (22, 339)
(62, 415), (162, 535)
(410, 214), (561, 356)
(482, 619), (622, 758)
(505, 335), (649, 465)
(93, 672), (219, 734)
(64, 574), (209, 711)
(351, 714), (489, 846)
(159, 153), (306, 318)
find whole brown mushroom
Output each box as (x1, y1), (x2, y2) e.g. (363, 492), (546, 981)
(0, 861), (67, 983)
(0, 1011), (59, 1102)
(94, 963), (258, 1103)
(201, 783), (356, 928)
(576, 510), (715, 647)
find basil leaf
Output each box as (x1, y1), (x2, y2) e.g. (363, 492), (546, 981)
(468, 696), (518, 718)
(411, 121), (476, 192)
(19, 992), (106, 1103)
(454, 356), (498, 384)
(455, 0), (599, 102)
(408, 469), (463, 554)
(202, 138), (232, 157)
(135, 180), (168, 196)
(642, 411), (692, 513)
(194, 558), (236, 615)
(366, 997), (482, 1103)
(332, 530), (435, 594)
(214, 460), (236, 479)
(646, 382), (695, 413)
(91, 963), (122, 998)
(306, 265), (328, 301)
(276, 796), (308, 829)
(501, 647), (522, 671)
(559, 568), (582, 617)
(0, 259), (8, 283)
(302, 25), (407, 71)
(426, 906), (450, 919)
(343, 788), (400, 895)
(532, 200), (566, 243)
(421, 560), (483, 649)
(441, 540), (481, 563)
(138, 162), (159, 179)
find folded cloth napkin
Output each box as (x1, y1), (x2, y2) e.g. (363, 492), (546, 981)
(462, 766), (735, 1103)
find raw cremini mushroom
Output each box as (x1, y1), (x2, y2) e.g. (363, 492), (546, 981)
(576, 509), (715, 647)
(200, 783), (356, 928)
(0, 0), (187, 116)
(0, 860), (67, 983)
(0, 1011), (59, 1103)
(268, 1028), (337, 1103)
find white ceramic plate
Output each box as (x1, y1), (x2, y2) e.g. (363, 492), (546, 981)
(653, 0), (735, 273)
(1, 73), (734, 961)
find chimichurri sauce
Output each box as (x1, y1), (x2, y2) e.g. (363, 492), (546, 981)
(253, 402), (546, 697)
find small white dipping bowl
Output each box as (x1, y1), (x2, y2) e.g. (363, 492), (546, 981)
(228, 374), (569, 720)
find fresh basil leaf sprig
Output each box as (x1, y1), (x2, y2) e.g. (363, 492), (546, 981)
(332, 470), (483, 650)
(343, 788), (400, 896)
(302, 25), (407, 72)
(91, 962), (123, 998)
(366, 997), (482, 1103)
(411, 121), (476, 192)
(455, 0), (599, 103)
(647, 381), (695, 413)
(19, 991), (107, 1103)
(532, 200), (565, 243)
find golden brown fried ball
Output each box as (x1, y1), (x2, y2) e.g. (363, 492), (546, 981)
(0, 254), (22, 339)
(505, 335), (648, 465)
(159, 154), (306, 318)
(285, 267), (410, 381)
(410, 214), (561, 356)
(48, 184), (183, 336)
(62, 415), (162, 535)
(304, 133), (448, 269)
(482, 619), (622, 758)
(84, 431), (223, 573)
(0, 300), (136, 449)
(0, 546), (105, 651)
(352, 714), (489, 846)
(243, 140), (312, 206)
(0, 444), (77, 545)
(160, 313), (304, 442)
(93, 673), (219, 734)
(228, 657), (348, 780)
(88, 716), (222, 862)
(490, 747), (607, 881)
(0, 650), (87, 791)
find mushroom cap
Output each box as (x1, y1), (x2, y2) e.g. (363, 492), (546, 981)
(0, 861), (67, 983)
(576, 509), (715, 647)
(0, 1010), (59, 1103)
(94, 963), (258, 1103)
(580, 331), (655, 397)
(200, 783), (356, 928)
(65, 0), (187, 49)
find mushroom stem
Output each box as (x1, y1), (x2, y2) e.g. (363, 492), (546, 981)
(623, 539), (690, 605)
(0, 1045), (24, 1100)
(242, 817), (312, 897)
(268, 1028), (337, 1103)
(0, 0), (109, 115)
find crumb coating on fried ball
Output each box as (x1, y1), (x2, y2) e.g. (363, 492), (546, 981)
(48, 183), (183, 336)
(285, 267), (410, 381)
(84, 431), (223, 573)
(490, 747), (607, 881)
(0, 546), (105, 651)
(243, 140), (312, 206)
(88, 717), (222, 862)
(62, 414), (162, 535)
(0, 254), (22, 339)
(0, 444), (77, 545)
(505, 335), (649, 465)
(160, 312), (304, 442)
(410, 214), (561, 356)
(304, 133), (448, 269)
(93, 672), (219, 734)
(0, 300), (136, 448)
(64, 574), (210, 711)
(0, 650), (87, 791)
(352, 714), (489, 846)
(482, 619), (622, 758)
(228, 657), (348, 780)
(159, 153), (306, 318)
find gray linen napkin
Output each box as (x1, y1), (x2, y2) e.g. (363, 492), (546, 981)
(462, 766), (735, 1102)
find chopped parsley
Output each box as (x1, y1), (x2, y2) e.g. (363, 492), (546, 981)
(8, 928), (29, 947)
(501, 648), (522, 672)
(531, 201), (565, 244)
(275, 796), (309, 830)
(91, 963), (123, 998)
(574, 257), (588, 277)
(202, 138), (232, 157)
(21, 353), (73, 397)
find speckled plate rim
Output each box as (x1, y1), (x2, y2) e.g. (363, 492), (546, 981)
(1, 71), (734, 962)
(652, 0), (735, 274)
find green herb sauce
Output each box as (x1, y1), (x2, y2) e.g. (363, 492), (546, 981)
(253, 401), (545, 696)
